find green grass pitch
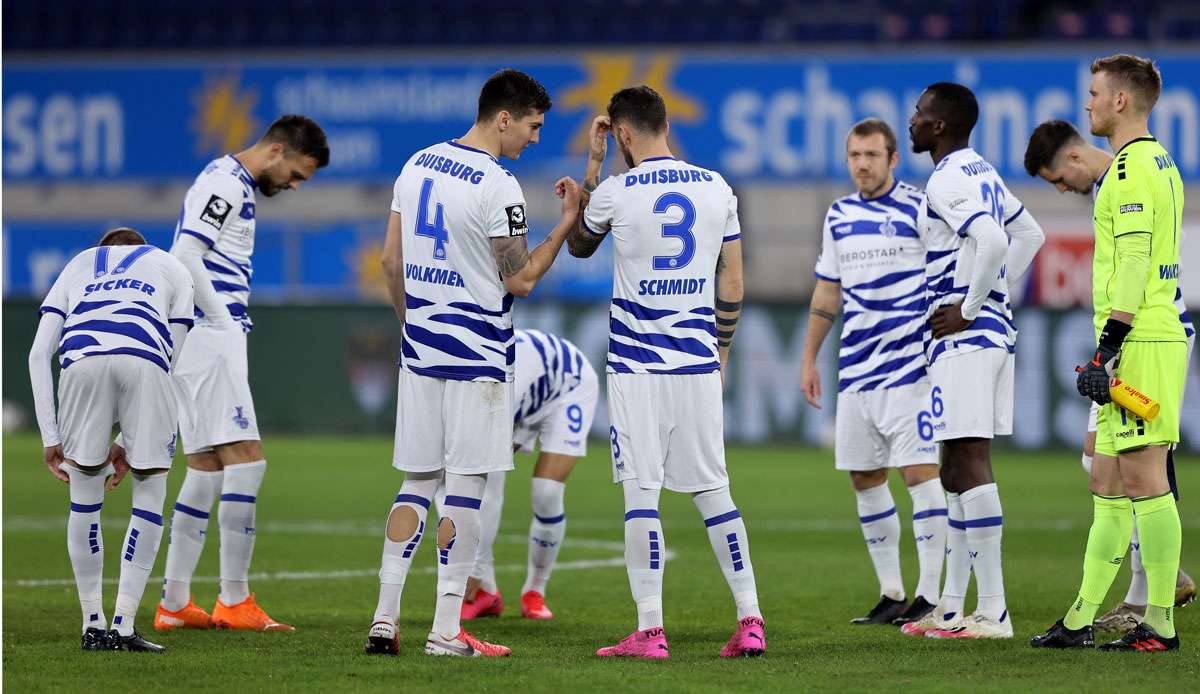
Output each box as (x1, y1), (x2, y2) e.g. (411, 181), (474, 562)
(3, 433), (1198, 692)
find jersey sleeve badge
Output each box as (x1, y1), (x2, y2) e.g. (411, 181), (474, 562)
(200, 194), (233, 230)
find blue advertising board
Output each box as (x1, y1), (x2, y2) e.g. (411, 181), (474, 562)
(5, 52), (1199, 183)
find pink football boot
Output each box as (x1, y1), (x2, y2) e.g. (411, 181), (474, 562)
(596, 627), (670, 659)
(720, 616), (766, 657)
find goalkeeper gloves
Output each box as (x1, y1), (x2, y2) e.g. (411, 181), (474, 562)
(1076, 318), (1130, 405)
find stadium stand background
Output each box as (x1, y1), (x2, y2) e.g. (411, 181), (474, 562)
(4, 1), (1199, 447)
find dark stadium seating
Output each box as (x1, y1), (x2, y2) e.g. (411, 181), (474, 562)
(3, 0), (1194, 50)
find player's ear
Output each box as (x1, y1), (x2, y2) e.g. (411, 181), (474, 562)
(497, 110), (511, 132)
(662, 119), (670, 139)
(888, 149), (900, 170)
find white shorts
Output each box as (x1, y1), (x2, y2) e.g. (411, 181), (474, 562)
(174, 325), (259, 455)
(514, 367), (599, 458)
(392, 369), (515, 475)
(607, 372), (727, 493)
(928, 348), (1014, 441)
(58, 355), (178, 470)
(834, 381), (940, 471)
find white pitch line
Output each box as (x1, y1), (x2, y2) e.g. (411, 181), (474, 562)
(4, 533), (669, 589)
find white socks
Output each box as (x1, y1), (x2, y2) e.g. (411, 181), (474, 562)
(622, 480), (664, 630)
(524, 477), (566, 596)
(373, 472), (439, 626)
(907, 478), (948, 604)
(432, 473), (486, 639)
(693, 486), (760, 619)
(472, 471), (506, 594)
(113, 472), (168, 636)
(218, 460), (266, 605)
(941, 492), (970, 621)
(162, 467), (223, 611)
(960, 482), (1006, 621)
(65, 464), (111, 633)
(855, 483), (904, 601)
(1124, 524), (1148, 606)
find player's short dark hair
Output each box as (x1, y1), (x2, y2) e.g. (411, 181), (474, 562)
(607, 86), (668, 135)
(1091, 54), (1162, 113)
(924, 82), (979, 139)
(261, 115), (330, 168)
(847, 117), (897, 156)
(476, 69), (552, 123)
(1023, 120), (1085, 177)
(98, 227), (146, 246)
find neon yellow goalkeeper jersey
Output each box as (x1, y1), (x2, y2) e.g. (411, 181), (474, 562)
(1092, 136), (1186, 342)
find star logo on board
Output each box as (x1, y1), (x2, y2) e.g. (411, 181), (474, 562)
(191, 72), (260, 159)
(558, 53), (703, 158)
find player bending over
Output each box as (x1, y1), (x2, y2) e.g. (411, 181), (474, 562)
(145, 115), (329, 634)
(1030, 55), (1187, 653)
(1023, 117), (1196, 635)
(364, 69), (582, 658)
(801, 118), (947, 627)
(569, 86), (765, 659)
(901, 83), (1045, 640)
(456, 329), (599, 621)
(29, 228), (195, 652)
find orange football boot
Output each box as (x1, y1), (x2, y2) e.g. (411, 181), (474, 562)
(521, 591), (554, 620)
(154, 597), (213, 631)
(211, 594), (296, 632)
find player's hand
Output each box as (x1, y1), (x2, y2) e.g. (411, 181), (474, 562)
(801, 362), (822, 409)
(44, 445), (68, 483)
(930, 303), (970, 338)
(105, 442), (130, 491)
(588, 116), (611, 162)
(556, 177), (582, 218)
(1076, 345), (1120, 405)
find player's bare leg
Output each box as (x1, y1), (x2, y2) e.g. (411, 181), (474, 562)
(522, 452), (576, 619)
(207, 440), (292, 631)
(848, 468), (907, 625)
(157, 451), (222, 630)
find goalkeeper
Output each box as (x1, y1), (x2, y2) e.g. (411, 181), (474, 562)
(1030, 55), (1187, 653)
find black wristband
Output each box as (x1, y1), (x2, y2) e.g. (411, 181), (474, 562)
(1099, 318), (1132, 351)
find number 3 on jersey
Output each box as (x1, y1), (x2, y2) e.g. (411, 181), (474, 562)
(417, 178), (449, 260)
(652, 192), (696, 270)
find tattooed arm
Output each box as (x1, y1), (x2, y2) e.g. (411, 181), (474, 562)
(715, 238), (744, 385)
(568, 115), (611, 259)
(800, 278), (841, 408)
(492, 177), (582, 297)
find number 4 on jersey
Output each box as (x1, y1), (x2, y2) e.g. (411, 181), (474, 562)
(417, 177), (449, 260)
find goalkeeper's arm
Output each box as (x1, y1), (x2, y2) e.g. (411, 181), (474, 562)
(1077, 231), (1150, 403)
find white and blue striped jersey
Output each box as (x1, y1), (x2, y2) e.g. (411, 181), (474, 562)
(393, 141), (526, 382)
(1176, 288), (1195, 339)
(814, 180), (929, 392)
(583, 157), (739, 374)
(172, 155), (257, 331)
(918, 148), (1025, 364)
(512, 329), (593, 425)
(38, 245), (195, 372)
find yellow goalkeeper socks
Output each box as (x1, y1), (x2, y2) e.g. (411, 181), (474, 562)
(1063, 495), (1133, 630)
(1134, 492), (1181, 638)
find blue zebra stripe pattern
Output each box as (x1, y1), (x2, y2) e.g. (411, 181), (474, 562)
(512, 329), (588, 425)
(174, 155), (258, 332)
(814, 180), (929, 392)
(39, 245), (195, 373)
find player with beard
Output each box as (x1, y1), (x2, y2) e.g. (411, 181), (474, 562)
(133, 115), (331, 633)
